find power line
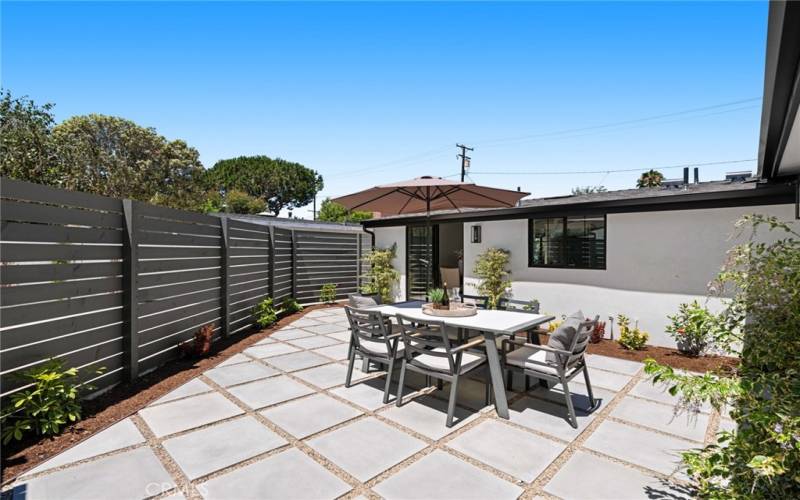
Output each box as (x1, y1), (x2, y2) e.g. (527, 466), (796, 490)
(468, 158), (757, 176)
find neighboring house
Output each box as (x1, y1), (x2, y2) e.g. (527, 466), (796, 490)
(363, 177), (794, 347)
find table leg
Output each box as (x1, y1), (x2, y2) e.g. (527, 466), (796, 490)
(482, 331), (509, 419)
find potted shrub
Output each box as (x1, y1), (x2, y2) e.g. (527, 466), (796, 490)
(361, 244), (400, 304)
(473, 247), (511, 309)
(666, 300), (714, 356)
(427, 288), (447, 309)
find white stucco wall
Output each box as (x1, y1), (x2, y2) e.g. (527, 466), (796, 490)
(372, 226), (406, 302)
(463, 203), (794, 347)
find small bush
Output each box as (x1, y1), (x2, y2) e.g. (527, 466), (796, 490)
(181, 323), (214, 358)
(666, 300), (715, 356)
(590, 320), (606, 344)
(253, 297), (277, 327)
(1, 359), (100, 444)
(473, 247), (511, 309)
(617, 314), (648, 350)
(281, 297), (303, 314)
(522, 299), (540, 313)
(320, 283), (337, 303)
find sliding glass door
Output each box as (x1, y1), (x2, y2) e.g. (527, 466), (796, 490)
(406, 224), (438, 300)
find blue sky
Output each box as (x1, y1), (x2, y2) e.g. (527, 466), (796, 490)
(2, 1), (768, 218)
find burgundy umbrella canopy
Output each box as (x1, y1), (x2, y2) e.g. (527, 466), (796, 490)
(332, 176), (529, 215)
(333, 176), (529, 295)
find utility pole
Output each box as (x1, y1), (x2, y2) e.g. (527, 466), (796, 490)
(457, 144), (473, 182)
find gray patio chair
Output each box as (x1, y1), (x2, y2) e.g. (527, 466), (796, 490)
(501, 312), (600, 428)
(498, 298), (542, 345)
(348, 292), (382, 307)
(395, 314), (489, 427)
(344, 306), (404, 403)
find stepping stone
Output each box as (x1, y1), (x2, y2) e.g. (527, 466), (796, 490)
(429, 373), (506, 411)
(447, 419), (566, 482)
(26, 418), (145, 475)
(252, 337), (276, 346)
(530, 381), (616, 412)
(583, 420), (693, 478)
(585, 354), (643, 375)
(203, 362), (279, 387)
(508, 395), (599, 442)
(611, 397), (709, 442)
(304, 310), (336, 318)
(261, 394), (362, 438)
(289, 318), (323, 328)
(315, 315), (347, 324)
(227, 376), (314, 410)
(584, 368), (631, 391)
(292, 363), (350, 389)
(12, 447), (174, 500)
(243, 342), (299, 359)
(304, 323), (347, 335)
(216, 353), (251, 367)
(264, 351), (331, 372)
(307, 417), (426, 481)
(326, 330), (352, 342)
(198, 448), (351, 500)
(287, 335), (341, 350)
(544, 451), (692, 499)
(139, 392), (243, 437)
(630, 378), (712, 413)
(269, 328), (313, 341)
(313, 343), (350, 361)
(373, 450), (523, 500)
(151, 379), (213, 406)
(163, 416), (286, 480)
(380, 396), (478, 440)
(329, 379), (398, 411)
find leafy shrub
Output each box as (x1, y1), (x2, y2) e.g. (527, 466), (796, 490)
(547, 319), (563, 333)
(473, 248), (511, 309)
(361, 244), (400, 304)
(427, 288), (446, 305)
(617, 314), (648, 350)
(644, 215), (800, 498)
(590, 320), (606, 344)
(320, 283), (337, 303)
(666, 300), (716, 356)
(522, 299), (540, 312)
(1, 359), (100, 444)
(281, 297), (303, 314)
(180, 323), (214, 358)
(225, 190), (266, 214)
(253, 297), (277, 327)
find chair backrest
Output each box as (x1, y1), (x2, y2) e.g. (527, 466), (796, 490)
(348, 293), (382, 308)
(396, 315), (456, 373)
(499, 298), (540, 314)
(344, 306), (392, 354)
(563, 315), (598, 369)
(460, 293), (488, 309)
(439, 267), (460, 289)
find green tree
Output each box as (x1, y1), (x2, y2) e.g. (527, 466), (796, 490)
(636, 169), (664, 188)
(571, 185), (607, 195)
(318, 198), (372, 222)
(473, 248), (512, 309)
(205, 155), (323, 216)
(52, 115), (206, 209)
(0, 91), (58, 184)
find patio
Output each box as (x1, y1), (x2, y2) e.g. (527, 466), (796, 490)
(4, 306), (730, 500)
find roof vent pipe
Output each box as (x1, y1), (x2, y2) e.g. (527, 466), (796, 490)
(694, 167), (699, 184)
(682, 167), (689, 185)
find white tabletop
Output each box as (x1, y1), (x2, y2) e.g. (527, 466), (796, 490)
(367, 301), (555, 336)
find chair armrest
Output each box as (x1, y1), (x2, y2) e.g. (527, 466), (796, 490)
(503, 338), (572, 357)
(451, 337), (485, 353)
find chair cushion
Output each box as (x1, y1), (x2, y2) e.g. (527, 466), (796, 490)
(411, 348), (485, 374)
(546, 311), (583, 364)
(358, 337), (403, 357)
(349, 294), (379, 308)
(506, 346), (559, 375)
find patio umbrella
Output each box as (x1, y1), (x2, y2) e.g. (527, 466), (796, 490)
(332, 176), (529, 293)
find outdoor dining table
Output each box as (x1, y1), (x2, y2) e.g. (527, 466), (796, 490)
(365, 300), (555, 419)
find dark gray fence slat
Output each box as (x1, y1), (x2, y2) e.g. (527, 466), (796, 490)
(1, 308), (123, 350)
(228, 270), (270, 286)
(138, 309), (221, 348)
(229, 246), (269, 257)
(0, 243), (121, 262)
(136, 202), (220, 226)
(139, 287), (222, 317)
(138, 299), (222, 332)
(138, 246), (221, 259)
(137, 258), (221, 274)
(137, 278), (221, 302)
(1, 199), (124, 228)
(1, 262), (122, 285)
(1, 292), (123, 328)
(138, 268), (220, 288)
(138, 230), (220, 246)
(0, 177), (122, 212)
(0, 277), (123, 307)
(138, 215), (221, 237)
(1, 221), (123, 244)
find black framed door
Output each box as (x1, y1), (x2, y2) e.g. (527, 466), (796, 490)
(406, 224), (438, 300)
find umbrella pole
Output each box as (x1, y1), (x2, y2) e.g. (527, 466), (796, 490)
(426, 188), (432, 297)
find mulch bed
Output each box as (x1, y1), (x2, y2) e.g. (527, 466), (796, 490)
(3, 305), (738, 484)
(0, 303), (342, 484)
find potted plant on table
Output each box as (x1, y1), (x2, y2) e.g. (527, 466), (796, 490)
(427, 288), (447, 310)
(665, 300), (714, 356)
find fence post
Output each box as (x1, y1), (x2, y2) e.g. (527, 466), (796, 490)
(356, 233), (362, 291)
(291, 229), (297, 298)
(122, 199), (139, 381)
(220, 216), (230, 337)
(268, 225), (276, 299)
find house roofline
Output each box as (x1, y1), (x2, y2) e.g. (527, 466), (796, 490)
(361, 182), (795, 227)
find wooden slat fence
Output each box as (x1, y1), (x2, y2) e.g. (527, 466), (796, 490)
(0, 178), (370, 399)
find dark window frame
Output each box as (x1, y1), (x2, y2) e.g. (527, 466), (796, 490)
(527, 214), (607, 270)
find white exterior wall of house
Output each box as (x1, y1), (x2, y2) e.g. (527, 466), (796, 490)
(462, 203), (794, 347)
(372, 202), (794, 347)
